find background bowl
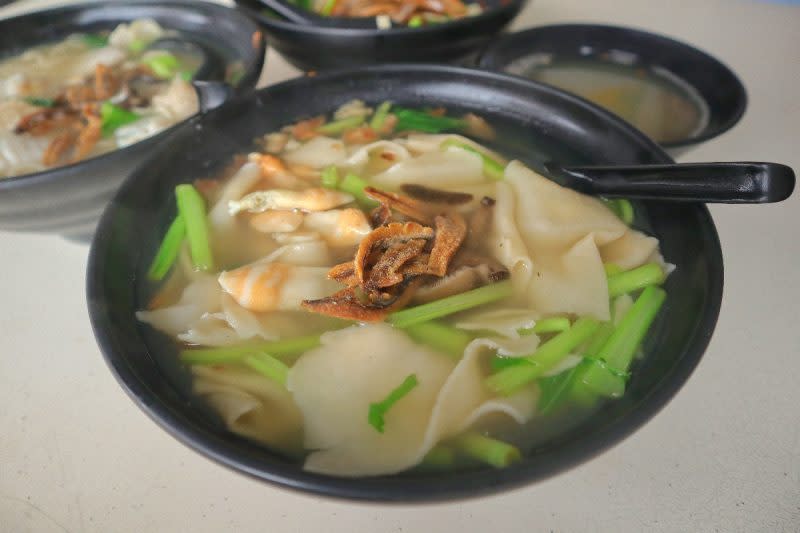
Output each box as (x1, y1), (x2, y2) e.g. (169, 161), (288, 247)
(233, 0), (527, 71)
(87, 65), (723, 502)
(478, 24), (747, 155)
(0, 0), (266, 240)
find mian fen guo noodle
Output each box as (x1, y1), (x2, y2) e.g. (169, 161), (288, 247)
(137, 100), (672, 477)
(0, 19), (200, 178)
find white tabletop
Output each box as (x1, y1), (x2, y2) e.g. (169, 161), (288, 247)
(1, 0), (799, 531)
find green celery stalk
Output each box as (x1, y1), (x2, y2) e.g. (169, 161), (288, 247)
(368, 374), (419, 433)
(319, 0), (337, 15)
(441, 139), (504, 180)
(320, 165), (340, 189)
(339, 173), (379, 209)
(146, 215), (186, 281)
(128, 38), (148, 54)
(453, 433), (521, 468)
(420, 445), (456, 469)
(389, 280), (513, 328)
(23, 97), (55, 108)
(174, 184), (214, 272)
(404, 321), (472, 359)
(393, 107), (466, 133)
(582, 322), (615, 357)
(82, 33), (108, 48)
(407, 15), (423, 27)
(101, 102), (141, 136)
(527, 317), (571, 335)
(604, 263), (623, 276)
(369, 101), (392, 131)
(243, 353), (290, 386)
(316, 115), (364, 135)
(604, 198), (635, 225)
(142, 52), (182, 79)
(486, 317), (600, 395)
(181, 335), (321, 365)
(607, 263), (665, 298)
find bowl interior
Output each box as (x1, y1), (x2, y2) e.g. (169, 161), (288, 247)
(88, 66), (723, 501)
(478, 24), (747, 148)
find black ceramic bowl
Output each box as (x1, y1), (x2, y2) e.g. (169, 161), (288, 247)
(0, 0), (266, 240)
(479, 24), (747, 154)
(234, 0), (527, 71)
(88, 65), (723, 502)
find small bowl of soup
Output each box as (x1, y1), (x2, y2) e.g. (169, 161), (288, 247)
(88, 65), (726, 501)
(0, 1), (266, 240)
(479, 24), (747, 155)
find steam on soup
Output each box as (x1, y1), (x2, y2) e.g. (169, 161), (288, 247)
(137, 101), (670, 477)
(0, 19), (200, 179)
(506, 57), (709, 144)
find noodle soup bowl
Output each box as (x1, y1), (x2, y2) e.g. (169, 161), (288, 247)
(0, 0), (266, 240)
(88, 65), (723, 501)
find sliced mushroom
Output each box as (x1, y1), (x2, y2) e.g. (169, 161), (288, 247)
(399, 183), (474, 205)
(363, 186), (434, 224)
(427, 213), (467, 276)
(353, 221), (434, 284)
(366, 238), (427, 289)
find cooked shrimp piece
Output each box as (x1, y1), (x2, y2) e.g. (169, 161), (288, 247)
(249, 210), (305, 233)
(249, 153), (287, 177)
(228, 188), (354, 215)
(302, 208), (372, 247)
(218, 262), (339, 312)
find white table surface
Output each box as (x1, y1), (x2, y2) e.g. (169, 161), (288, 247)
(1, 0), (798, 531)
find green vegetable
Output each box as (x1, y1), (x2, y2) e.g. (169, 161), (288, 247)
(23, 97), (55, 108)
(486, 317), (601, 395)
(369, 101), (392, 131)
(128, 38), (148, 54)
(404, 321), (472, 358)
(407, 15), (423, 27)
(394, 107), (466, 133)
(389, 280), (513, 328)
(321, 166), (340, 189)
(339, 173), (379, 209)
(141, 52), (182, 79)
(243, 353), (290, 387)
(453, 433), (521, 468)
(607, 263), (665, 298)
(537, 364), (582, 414)
(181, 335), (321, 365)
(420, 445), (456, 469)
(441, 140), (504, 180)
(174, 184), (214, 272)
(520, 316), (571, 335)
(581, 321), (615, 357)
(100, 102), (141, 136)
(225, 64), (246, 86)
(603, 263), (623, 276)
(368, 374), (419, 433)
(178, 71), (194, 82)
(146, 215), (186, 281)
(604, 198), (635, 225)
(319, 0), (337, 16)
(316, 115), (364, 135)
(82, 33), (108, 48)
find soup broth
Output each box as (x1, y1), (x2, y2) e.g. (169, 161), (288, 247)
(507, 57), (709, 144)
(137, 101), (671, 477)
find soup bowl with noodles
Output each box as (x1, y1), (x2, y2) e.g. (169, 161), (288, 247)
(88, 65), (723, 501)
(0, 1), (266, 240)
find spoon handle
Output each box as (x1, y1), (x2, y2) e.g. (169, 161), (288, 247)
(557, 162), (796, 203)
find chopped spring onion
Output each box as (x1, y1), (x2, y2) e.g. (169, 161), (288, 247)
(316, 115), (364, 135)
(394, 107), (466, 133)
(389, 280), (513, 328)
(320, 165), (340, 189)
(403, 321), (472, 358)
(486, 317), (600, 395)
(607, 263), (665, 298)
(441, 140), (504, 180)
(100, 102), (141, 136)
(23, 97), (55, 108)
(453, 433), (521, 468)
(369, 101), (392, 131)
(174, 184), (214, 272)
(141, 52), (182, 79)
(339, 173), (379, 209)
(368, 374), (419, 433)
(243, 353), (290, 386)
(146, 215), (186, 281)
(82, 33), (108, 48)
(408, 15), (423, 27)
(180, 335), (321, 365)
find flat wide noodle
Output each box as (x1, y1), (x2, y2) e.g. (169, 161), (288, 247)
(492, 162), (660, 320)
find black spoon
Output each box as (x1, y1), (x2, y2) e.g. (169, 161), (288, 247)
(542, 162), (795, 203)
(255, 0), (383, 29)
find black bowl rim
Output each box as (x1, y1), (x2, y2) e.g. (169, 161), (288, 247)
(87, 63), (723, 502)
(236, 0), (527, 37)
(478, 22), (748, 149)
(0, 0), (266, 189)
